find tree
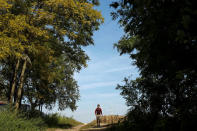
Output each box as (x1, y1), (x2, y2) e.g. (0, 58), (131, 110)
(111, 0), (197, 130)
(0, 0), (103, 111)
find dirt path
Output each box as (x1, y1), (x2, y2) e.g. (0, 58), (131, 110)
(48, 123), (111, 131)
(81, 123), (110, 131)
(50, 124), (85, 131)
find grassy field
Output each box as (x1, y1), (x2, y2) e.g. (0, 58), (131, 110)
(0, 107), (82, 131)
(0, 109), (45, 131)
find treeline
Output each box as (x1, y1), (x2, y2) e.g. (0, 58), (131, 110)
(0, 0), (103, 111)
(111, 0), (197, 130)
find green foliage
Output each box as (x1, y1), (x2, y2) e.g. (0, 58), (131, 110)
(43, 113), (82, 129)
(111, 0), (197, 130)
(0, 107), (82, 130)
(0, 0), (103, 111)
(0, 110), (45, 131)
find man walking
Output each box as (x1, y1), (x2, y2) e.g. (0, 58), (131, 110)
(95, 104), (102, 127)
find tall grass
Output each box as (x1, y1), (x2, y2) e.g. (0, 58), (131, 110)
(44, 113), (82, 129)
(0, 106), (82, 131)
(0, 108), (45, 131)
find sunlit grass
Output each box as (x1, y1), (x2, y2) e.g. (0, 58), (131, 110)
(0, 109), (45, 131)
(44, 113), (83, 130)
(0, 106), (82, 131)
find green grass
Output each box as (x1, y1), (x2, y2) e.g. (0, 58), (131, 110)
(43, 113), (83, 129)
(0, 107), (124, 131)
(0, 106), (82, 131)
(0, 108), (45, 131)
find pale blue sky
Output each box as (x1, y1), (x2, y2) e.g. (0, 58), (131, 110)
(47, 0), (139, 123)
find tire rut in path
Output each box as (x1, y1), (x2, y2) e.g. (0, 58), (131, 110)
(53, 124), (85, 131)
(80, 123), (110, 131)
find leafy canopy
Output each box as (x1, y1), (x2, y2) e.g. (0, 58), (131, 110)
(0, 0), (103, 111)
(111, 0), (197, 130)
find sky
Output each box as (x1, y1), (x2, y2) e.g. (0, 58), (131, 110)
(46, 0), (139, 123)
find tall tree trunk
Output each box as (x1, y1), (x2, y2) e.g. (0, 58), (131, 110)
(19, 88), (24, 108)
(15, 59), (27, 110)
(40, 104), (42, 112)
(9, 59), (20, 105)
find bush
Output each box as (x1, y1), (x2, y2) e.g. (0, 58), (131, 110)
(0, 109), (45, 131)
(106, 108), (197, 131)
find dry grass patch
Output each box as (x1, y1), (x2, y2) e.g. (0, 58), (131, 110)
(80, 115), (125, 130)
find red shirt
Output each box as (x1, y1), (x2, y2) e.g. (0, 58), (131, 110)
(95, 107), (102, 115)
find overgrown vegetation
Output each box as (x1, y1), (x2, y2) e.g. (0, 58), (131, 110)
(0, 109), (45, 131)
(111, 0), (197, 130)
(43, 113), (82, 129)
(0, 107), (82, 131)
